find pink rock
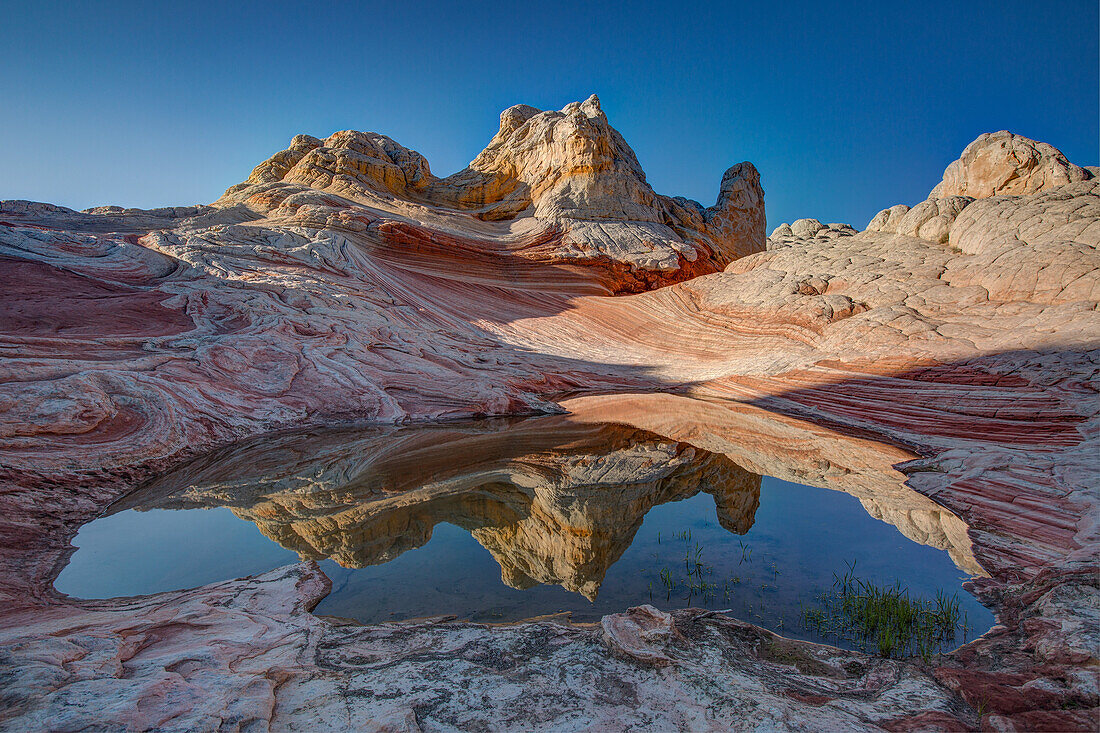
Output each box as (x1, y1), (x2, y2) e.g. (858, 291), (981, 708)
(601, 604), (676, 666)
(0, 113), (1097, 730)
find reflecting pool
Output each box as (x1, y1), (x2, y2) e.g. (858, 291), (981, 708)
(56, 412), (993, 653)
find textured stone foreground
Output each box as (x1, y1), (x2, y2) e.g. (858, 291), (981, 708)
(0, 100), (1097, 731)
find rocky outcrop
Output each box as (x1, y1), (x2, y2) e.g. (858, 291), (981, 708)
(866, 131), (1095, 248)
(945, 177), (1100, 302)
(767, 219), (857, 246)
(601, 604), (676, 666)
(0, 113), (1097, 730)
(865, 196), (973, 244)
(215, 95), (765, 291)
(858, 134), (1100, 308)
(931, 130), (1092, 199)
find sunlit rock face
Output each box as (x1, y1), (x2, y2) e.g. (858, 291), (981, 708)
(114, 416), (761, 600)
(216, 94), (764, 291)
(931, 131), (1092, 200)
(865, 131), (1097, 256)
(0, 96), (767, 480)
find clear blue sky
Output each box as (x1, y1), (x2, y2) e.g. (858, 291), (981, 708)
(2, 0), (1096, 229)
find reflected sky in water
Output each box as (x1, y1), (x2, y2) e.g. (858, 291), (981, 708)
(57, 458), (993, 650)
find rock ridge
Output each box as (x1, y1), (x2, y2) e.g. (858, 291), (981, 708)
(215, 94), (765, 289)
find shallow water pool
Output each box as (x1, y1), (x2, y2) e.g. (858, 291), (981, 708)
(56, 413), (993, 654)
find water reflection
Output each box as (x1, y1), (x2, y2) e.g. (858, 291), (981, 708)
(108, 394), (984, 596)
(62, 397), (993, 641)
(111, 416), (762, 600)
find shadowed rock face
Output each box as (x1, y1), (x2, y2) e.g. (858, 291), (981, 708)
(111, 416), (762, 600)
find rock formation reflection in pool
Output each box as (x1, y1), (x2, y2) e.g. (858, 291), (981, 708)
(56, 405), (993, 651)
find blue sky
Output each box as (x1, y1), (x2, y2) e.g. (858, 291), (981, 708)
(2, 0), (1096, 229)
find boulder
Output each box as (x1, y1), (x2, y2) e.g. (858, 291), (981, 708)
(930, 130), (1091, 199)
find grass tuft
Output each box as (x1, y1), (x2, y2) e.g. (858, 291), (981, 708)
(799, 560), (970, 658)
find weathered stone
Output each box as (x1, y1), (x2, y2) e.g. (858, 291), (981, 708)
(866, 203), (911, 233)
(868, 196), (973, 244)
(214, 95), (765, 291)
(790, 217), (825, 237)
(930, 130), (1092, 199)
(0, 115), (1097, 731)
(601, 604), (676, 666)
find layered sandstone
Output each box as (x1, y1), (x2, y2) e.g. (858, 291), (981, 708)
(0, 111), (1097, 731)
(215, 94), (764, 291)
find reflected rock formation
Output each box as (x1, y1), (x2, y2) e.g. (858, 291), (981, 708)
(112, 415), (761, 600)
(111, 391), (987, 603)
(561, 393), (985, 576)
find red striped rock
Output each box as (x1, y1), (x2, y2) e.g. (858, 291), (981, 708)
(0, 116), (1097, 730)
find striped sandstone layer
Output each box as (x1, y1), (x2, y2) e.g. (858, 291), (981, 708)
(0, 108), (1096, 730)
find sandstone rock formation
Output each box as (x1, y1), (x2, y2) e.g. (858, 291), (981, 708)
(931, 130), (1092, 199)
(215, 94), (765, 292)
(865, 131), (1095, 249)
(0, 113), (1097, 730)
(865, 196), (973, 244)
(601, 604), (676, 666)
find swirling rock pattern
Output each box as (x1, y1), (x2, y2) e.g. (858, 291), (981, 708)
(216, 94), (764, 291)
(0, 114), (1097, 730)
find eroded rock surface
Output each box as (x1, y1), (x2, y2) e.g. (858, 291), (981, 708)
(0, 118), (1097, 730)
(865, 131), (1096, 256)
(215, 94), (764, 291)
(931, 131), (1092, 199)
